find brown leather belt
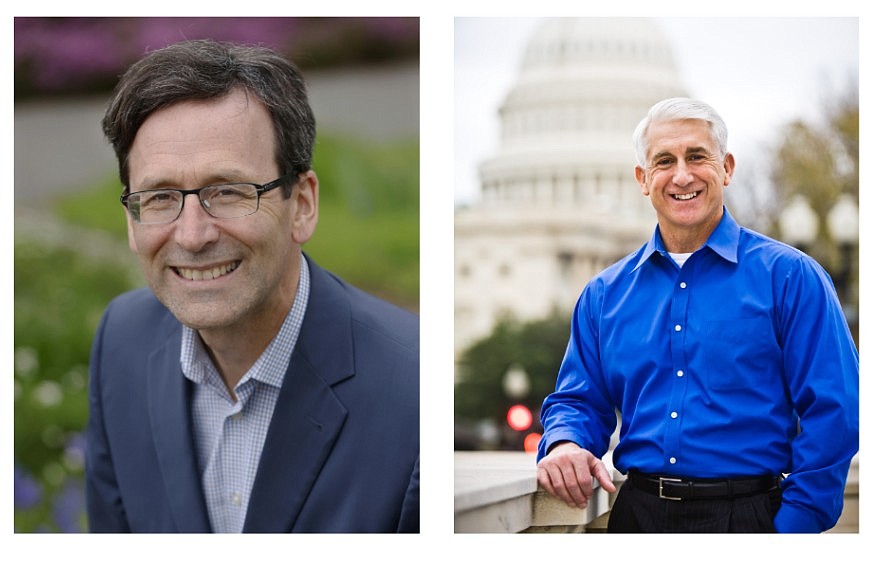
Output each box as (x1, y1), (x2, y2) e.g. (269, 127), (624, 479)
(627, 470), (781, 501)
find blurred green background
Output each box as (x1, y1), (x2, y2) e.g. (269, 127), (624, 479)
(14, 17), (419, 532)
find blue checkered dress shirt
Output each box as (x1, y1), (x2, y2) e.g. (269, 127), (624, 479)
(181, 255), (310, 533)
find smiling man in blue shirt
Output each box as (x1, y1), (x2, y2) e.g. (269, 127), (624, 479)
(536, 97), (858, 533)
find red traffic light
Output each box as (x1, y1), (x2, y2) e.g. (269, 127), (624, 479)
(524, 432), (541, 453)
(506, 404), (533, 431)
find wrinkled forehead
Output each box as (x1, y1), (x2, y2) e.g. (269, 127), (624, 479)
(128, 89), (277, 190)
(645, 118), (719, 156)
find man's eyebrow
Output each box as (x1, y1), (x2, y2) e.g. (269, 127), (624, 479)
(649, 150), (674, 163)
(650, 146), (711, 163)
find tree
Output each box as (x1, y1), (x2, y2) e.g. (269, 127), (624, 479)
(454, 314), (570, 450)
(771, 88), (858, 260)
(770, 86), (859, 344)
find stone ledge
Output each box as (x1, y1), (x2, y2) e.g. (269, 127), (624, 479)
(454, 450), (621, 533)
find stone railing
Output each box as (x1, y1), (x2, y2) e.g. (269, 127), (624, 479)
(454, 451), (859, 533)
(454, 450), (623, 533)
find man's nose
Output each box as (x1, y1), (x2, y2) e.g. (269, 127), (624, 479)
(672, 159), (694, 186)
(173, 194), (220, 252)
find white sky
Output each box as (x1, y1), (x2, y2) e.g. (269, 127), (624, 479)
(454, 17), (860, 206)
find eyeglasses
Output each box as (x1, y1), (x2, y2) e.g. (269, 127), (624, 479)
(120, 172), (299, 225)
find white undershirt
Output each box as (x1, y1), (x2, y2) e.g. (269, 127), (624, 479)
(668, 252), (693, 268)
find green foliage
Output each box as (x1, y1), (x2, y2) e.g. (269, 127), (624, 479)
(54, 175), (129, 240)
(307, 135), (419, 310)
(774, 121), (847, 220)
(14, 241), (137, 532)
(772, 92), (858, 225)
(829, 94), (859, 196)
(455, 314), (571, 447)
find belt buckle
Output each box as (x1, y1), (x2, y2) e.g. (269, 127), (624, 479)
(658, 477), (683, 501)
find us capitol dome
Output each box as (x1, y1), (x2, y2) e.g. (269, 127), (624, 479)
(455, 18), (688, 356)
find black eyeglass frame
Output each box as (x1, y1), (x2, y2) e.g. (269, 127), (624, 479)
(120, 171), (301, 224)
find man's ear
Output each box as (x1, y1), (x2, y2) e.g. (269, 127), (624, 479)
(291, 170), (319, 244)
(722, 152), (736, 187)
(634, 165), (649, 196)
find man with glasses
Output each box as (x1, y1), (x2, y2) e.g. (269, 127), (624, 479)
(85, 39), (419, 533)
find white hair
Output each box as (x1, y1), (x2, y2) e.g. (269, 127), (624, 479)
(632, 97), (729, 168)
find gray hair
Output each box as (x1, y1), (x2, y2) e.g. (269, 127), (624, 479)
(102, 39), (316, 194)
(632, 97), (729, 168)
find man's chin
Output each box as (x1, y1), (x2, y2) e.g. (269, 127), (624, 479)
(162, 298), (240, 332)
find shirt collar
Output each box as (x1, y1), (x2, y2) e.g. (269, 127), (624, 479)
(704, 207), (741, 264)
(632, 207), (741, 272)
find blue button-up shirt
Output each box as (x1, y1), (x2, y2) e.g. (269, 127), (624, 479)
(538, 209), (858, 533)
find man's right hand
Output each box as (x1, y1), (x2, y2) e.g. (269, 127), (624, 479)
(536, 441), (616, 509)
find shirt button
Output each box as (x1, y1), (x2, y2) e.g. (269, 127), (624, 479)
(670, 412), (678, 419)
(669, 457), (677, 464)
(231, 492), (242, 506)
(674, 324), (682, 332)
(680, 282), (687, 289)
(231, 412), (243, 421)
(677, 370), (684, 377)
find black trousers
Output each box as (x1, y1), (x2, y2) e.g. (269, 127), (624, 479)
(607, 478), (782, 533)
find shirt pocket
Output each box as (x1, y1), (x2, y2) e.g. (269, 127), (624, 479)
(704, 318), (777, 391)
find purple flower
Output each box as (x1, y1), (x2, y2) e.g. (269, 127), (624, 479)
(52, 479), (86, 533)
(65, 432), (87, 469)
(14, 463), (42, 510)
(15, 17), (418, 97)
(134, 17), (299, 54)
(14, 18), (127, 91)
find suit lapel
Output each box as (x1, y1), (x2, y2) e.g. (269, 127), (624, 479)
(243, 258), (355, 532)
(146, 334), (212, 533)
